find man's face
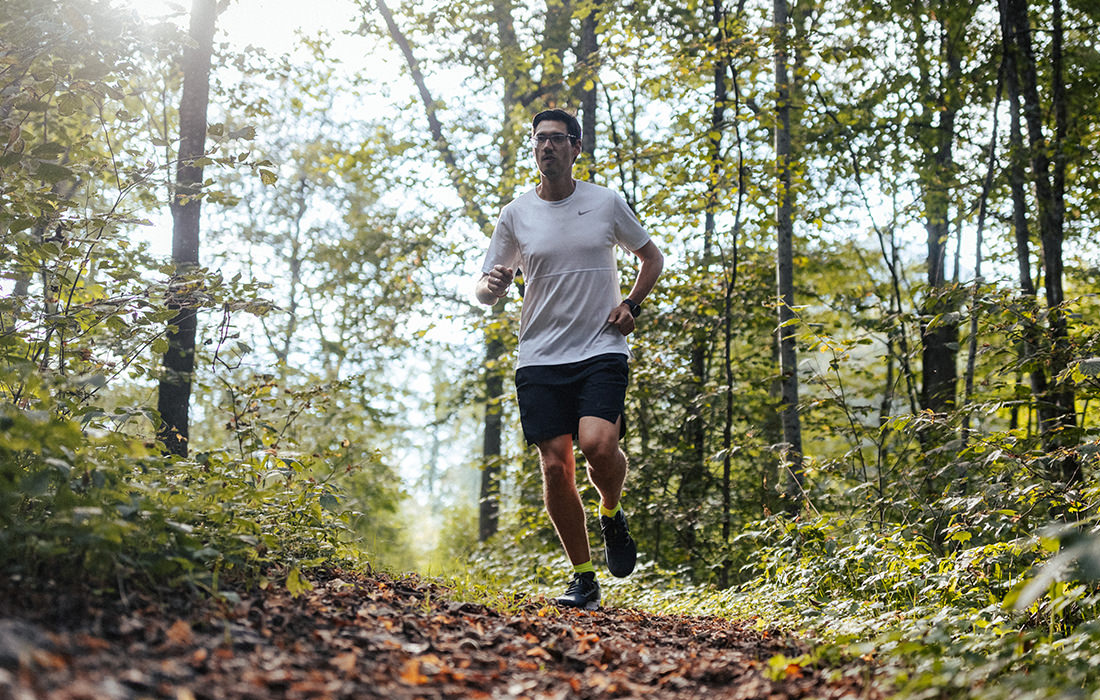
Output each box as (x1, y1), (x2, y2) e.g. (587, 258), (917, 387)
(532, 120), (580, 180)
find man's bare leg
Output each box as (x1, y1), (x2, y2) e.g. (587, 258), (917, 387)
(577, 415), (627, 510)
(578, 414), (637, 578)
(537, 433), (592, 566)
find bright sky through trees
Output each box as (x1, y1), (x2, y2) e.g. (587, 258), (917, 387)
(123, 0), (362, 57)
(118, 0), (398, 260)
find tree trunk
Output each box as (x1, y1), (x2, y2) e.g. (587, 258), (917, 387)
(962, 70), (1003, 444)
(479, 303), (505, 541)
(575, 0), (599, 160)
(915, 4), (967, 415)
(157, 0), (216, 457)
(1002, 0), (1078, 481)
(773, 0), (803, 510)
(999, 0), (1045, 440)
(710, 0), (736, 587)
(540, 0), (572, 105)
(720, 0), (748, 585)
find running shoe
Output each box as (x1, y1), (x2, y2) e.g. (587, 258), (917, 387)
(554, 571), (601, 610)
(600, 509), (637, 577)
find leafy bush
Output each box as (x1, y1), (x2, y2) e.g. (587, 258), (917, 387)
(0, 372), (369, 595)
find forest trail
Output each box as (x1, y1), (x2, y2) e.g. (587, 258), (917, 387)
(1, 569), (880, 699)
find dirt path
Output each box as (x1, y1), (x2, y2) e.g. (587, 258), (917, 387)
(0, 569), (880, 699)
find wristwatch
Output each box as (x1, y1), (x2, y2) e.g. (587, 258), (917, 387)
(622, 298), (641, 318)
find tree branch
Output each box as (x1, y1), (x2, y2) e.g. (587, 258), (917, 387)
(374, 0), (492, 234)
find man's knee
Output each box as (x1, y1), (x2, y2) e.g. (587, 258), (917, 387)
(538, 439), (575, 486)
(541, 454), (571, 483)
(578, 425), (620, 467)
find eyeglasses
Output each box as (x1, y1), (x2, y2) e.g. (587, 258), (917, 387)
(529, 133), (576, 147)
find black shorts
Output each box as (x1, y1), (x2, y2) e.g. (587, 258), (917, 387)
(515, 353), (629, 446)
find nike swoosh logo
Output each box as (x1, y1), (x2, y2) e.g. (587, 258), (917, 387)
(578, 209), (594, 216)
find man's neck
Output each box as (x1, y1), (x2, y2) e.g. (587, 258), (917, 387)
(536, 177), (576, 202)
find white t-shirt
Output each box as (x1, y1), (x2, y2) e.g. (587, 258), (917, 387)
(481, 180), (651, 368)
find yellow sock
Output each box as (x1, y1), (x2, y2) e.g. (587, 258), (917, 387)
(573, 561), (595, 575)
(599, 502), (621, 518)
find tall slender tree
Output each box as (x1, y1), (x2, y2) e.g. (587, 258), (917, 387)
(575, 0), (600, 161)
(773, 0), (804, 509)
(912, 2), (975, 416)
(1000, 0), (1078, 482)
(998, 0), (1044, 437)
(157, 0), (218, 456)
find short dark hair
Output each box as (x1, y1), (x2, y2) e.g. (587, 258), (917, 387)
(532, 109), (581, 141)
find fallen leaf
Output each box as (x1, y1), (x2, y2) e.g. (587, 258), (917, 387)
(75, 633), (111, 651)
(30, 649), (67, 670)
(165, 619), (193, 647)
(575, 631), (600, 653)
(399, 658), (428, 685)
(332, 651), (357, 673)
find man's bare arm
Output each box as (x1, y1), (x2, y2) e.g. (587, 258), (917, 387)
(625, 240), (663, 305)
(475, 264), (515, 305)
(607, 240), (664, 335)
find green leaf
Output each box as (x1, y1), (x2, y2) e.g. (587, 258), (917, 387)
(35, 162), (74, 183)
(15, 100), (50, 112)
(319, 492), (339, 512)
(58, 93), (82, 116)
(286, 566), (313, 597)
(10, 218), (34, 233)
(259, 169), (278, 186)
(20, 468), (51, 497)
(32, 143), (67, 158)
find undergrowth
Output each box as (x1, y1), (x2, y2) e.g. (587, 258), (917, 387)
(448, 493), (1100, 700)
(0, 386), (373, 600)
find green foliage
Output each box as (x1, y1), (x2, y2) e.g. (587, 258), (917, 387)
(0, 373), (366, 593)
(458, 491), (1100, 698)
(0, 0), (406, 596)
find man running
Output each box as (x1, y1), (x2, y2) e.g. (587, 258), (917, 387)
(475, 108), (664, 609)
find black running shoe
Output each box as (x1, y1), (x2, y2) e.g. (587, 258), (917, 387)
(554, 571), (601, 610)
(600, 509), (637, 578)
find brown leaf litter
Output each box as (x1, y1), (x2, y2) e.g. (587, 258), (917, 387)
(0, 569), (882, 699)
